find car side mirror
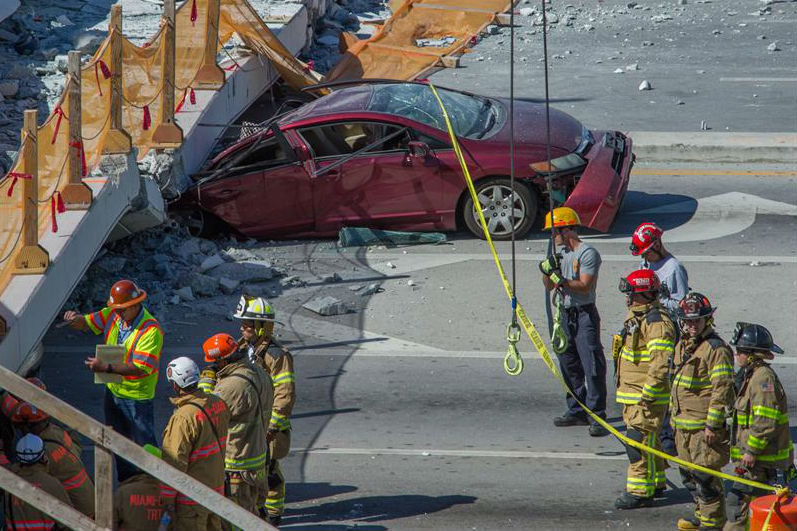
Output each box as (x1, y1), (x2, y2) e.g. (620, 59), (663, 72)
(407, 141), (430, 159)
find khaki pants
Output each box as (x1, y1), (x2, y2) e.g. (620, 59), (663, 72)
(623, 403), (668, 497)
(265, 431), (290, 517)
(675, 428), (729, 529)
(726, 466), (778, 531)
(175, 504), (222, 531)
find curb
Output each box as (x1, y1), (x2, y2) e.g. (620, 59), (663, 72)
(628, 132), (797, 163)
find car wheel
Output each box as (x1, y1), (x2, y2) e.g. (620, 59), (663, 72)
(463, 179), (537, 240)
(172, 209), (223, 238)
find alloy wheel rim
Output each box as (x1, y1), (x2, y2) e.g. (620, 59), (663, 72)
(472, 184), (526, 236)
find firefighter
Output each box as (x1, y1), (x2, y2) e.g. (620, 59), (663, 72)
(203, 333), (273, 516)
(725, 323), (793, 531)
(670, 293), (734, 531)
(614, 269), (676, 509)
(161, 356), (230, 531)
(5, 434), (73, 531)
(113, 445), (165, 531)
(233, 295), (296, 525)
(11, 402), (95, 517)
(64, 279), (163, 482)
(539, 207), (608, 437)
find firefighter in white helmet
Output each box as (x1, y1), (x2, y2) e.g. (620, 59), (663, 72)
(233, 295), (296, 526)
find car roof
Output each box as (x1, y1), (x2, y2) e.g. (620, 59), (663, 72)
(280, 84), (374, 127)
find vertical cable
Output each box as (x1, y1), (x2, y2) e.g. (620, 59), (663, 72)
(509, 0), (518, 323)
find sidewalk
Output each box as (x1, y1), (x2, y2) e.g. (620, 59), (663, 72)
(630, 132), (797, 163)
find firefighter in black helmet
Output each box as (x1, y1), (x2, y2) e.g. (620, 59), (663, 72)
(725, 323), (793, 531)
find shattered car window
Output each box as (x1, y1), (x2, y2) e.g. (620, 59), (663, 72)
(368, 84), (501, 139)
(298, 122), (411, 158)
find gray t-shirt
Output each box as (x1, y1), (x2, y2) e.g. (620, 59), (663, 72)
(641, 254), (689, 317)
(559, 243), (601, 308)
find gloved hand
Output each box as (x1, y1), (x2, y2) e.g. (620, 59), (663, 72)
(538, 253), (561, 276)
(548, 269), (565, 288)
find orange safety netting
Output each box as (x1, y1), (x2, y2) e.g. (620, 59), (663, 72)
(0, 0), (317, 296)
(326, 0), (510, 82)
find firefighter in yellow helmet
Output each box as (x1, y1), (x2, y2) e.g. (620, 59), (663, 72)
(203, 333), (273, 518)
(725, 323), (793, 531)
(233, 295), (296, 526)
(540, 207), (608, 437)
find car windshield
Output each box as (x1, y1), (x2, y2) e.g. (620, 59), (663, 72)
(368, 84), (499, 139)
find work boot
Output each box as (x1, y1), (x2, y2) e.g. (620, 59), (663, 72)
(614, 491), (653, 510)
(269, 514), (282, 527)
(677, 516), (700, 531)
(553, 413), (589, 427)
(654, 486), (667, 498)
(589, 423), (609, 437)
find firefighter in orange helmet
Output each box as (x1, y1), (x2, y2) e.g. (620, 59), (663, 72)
(63, 279), (163, 482)
(614, 269), (676, 510)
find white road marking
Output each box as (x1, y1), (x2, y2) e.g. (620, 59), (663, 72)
(293, 446), (627, 461)
(720, 77), (797, 82)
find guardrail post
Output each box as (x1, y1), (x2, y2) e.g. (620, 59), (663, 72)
(14, 110), (49, 275)
(95, 443), (114, 528)
(104, 3), (133, 155)
(152, 0), (183, 148)
(195, 0), (225, 89)
(61, 51), (93, 209)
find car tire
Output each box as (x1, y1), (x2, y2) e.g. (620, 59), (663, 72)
(463, 178), (537, 240)
(172, 209), (224, 238)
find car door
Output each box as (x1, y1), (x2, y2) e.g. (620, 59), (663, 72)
(198, 129), (313, 238)
(296, 120), (443, 232)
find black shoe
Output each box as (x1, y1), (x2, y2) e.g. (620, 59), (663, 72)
(269, 515), (282, 527)
(589, 423), (609, 437)
(653, 486), (666, 498)
(614, 491), (653, 510)
(553, 413), (589, 427)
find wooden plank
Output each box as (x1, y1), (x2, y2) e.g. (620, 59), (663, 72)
(195, 0), (225, 88)
(368, 42), (447, 58)
(0, 364), (275, 531)
(62, 51), (92, 209)
(94, 445), (114, 528)
(103, 4), (132, 154)
(152, 0), (183, 146)
(0, 464), (110, 531)
(412, 3), (497, 14)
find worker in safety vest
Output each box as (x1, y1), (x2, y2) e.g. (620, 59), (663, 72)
(203, 333), (273, 516)
(614, 269), (676, 510)
(539, 207), (608, 437)
(5, 434), (73, 531)
(161, 356), (230, 531)
(113, 445), (165, 531)
(233, 295), (296, 525)
(0, 377), (48, 457)
(11, 402), (95, 518)
(669, 293), (734, 531)
(64, 279), (163, 482)
(725, 323), (794, 531)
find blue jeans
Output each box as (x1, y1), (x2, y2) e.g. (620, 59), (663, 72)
(104, 389), (157, 482)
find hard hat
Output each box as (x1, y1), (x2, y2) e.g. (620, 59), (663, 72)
(166, 357), (200, 389)
(730, 322), (783, 354)
(543, 207), (581, 230)
(630, 222), (663, 256)
(16, 434), (45, 464)
(233, 295), (275, 321)
(677, 292), (715, 321)
(107, 279), (147, 310)
(619, 269), (661, 295)
(203, 333), (239, 363)
(26, 377), (46, 390)
(11, 402), (49, 424)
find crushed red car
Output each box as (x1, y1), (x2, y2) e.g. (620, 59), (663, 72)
(170, 81), (634, 240)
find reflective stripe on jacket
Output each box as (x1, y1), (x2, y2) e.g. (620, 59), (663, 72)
(40, 424), (95, 517)
(113, 473), (163, 531)
(6, 462), (73, 531)
(84, 306), (163, 400)
(616, 302), (676, 406)
(670, 328), (735, 431)
(731, 361), (793, 468)
(213, 359), (273, 471)
(251, 338), (296, 432)
(160, 391), (230, 505)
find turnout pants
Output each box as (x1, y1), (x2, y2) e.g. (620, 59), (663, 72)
(623, 403), (668, 497)
(726, 466), (779, 531)
(175, 505), (222, 531)
(675, 428), (729, 529)
(265, 430), (291, 517)
(558, 304), (607, 421)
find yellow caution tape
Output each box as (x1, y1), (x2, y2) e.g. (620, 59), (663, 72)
(426, 81), (785, 496)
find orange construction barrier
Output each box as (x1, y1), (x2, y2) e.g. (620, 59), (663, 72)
(750, 493), (797, 531)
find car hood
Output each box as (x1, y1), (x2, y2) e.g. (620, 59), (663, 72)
(486, 98), (584, 153)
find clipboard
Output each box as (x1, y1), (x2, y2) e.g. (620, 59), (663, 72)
(94, 345), (124, 384)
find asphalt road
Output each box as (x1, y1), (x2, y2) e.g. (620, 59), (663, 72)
(42, 161), (796, 530)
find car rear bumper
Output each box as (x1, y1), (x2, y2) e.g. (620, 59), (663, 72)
(564, 131), (634, 232)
